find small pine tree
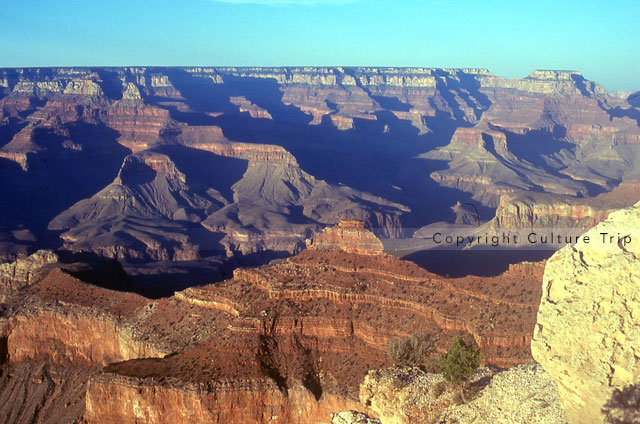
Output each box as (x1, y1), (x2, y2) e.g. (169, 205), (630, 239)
(438, 336), (481, 403)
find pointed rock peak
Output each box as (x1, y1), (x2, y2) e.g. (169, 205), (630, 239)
(122, 82), (142, 100)
(305, 220), (384, 255)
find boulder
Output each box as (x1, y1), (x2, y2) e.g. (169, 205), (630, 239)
(532, 201), (640, 423)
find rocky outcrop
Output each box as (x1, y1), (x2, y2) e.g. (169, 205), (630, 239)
(0, 220), (551, 423)
(358, 364), (567, 424)
(359, 367), (467, 423)
(7, 305), (163, 366)
(85, 374), (362, 424)
(306, 220), (384, 255)
(0, 250), (59, 301)
(532, 201), (640, 423)
(230, 96), (273, 119)
(332, 410), (381, 424)
(441, 364), (568, 424)
(5, 268), (166, 367)
(493, 181), (640, 228)
(187, 140), (299, 165)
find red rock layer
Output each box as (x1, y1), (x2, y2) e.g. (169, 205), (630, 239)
(102, 103), (172, 152)
(81, 247), (542, 423)
(1, 223), (544, 423)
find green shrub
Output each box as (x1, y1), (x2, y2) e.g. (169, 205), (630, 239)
(387, 332), (438, 367)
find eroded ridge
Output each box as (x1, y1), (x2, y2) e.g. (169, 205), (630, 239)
(1, 221), (544, 423)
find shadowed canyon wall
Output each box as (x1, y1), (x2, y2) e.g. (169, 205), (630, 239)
(1, 67), (639, 285)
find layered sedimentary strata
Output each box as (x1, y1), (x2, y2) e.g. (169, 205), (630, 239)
(492, 181), (640, 228)
(85, 371), (365, 424)
(424, 70), (640, 207)
(5, 267), (167, 366)
(185, 139), (299, 165)
(0, 250), (58, 301)
(0, 221), (548, 423)
(102, 102), (172, 152)
(532, 201), (640, 423)
(2, 66), (640, 267)
(80, 223), (542, 422)
(226, 248), (543, 365)
(1, 65), (639, 423)
(45, 138), (406, 262)
(305, 220), (384, 254)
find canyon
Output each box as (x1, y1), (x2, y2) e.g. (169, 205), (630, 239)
(1, 221), (546, 423)
(1, 67), (639, 283)
(1, 67), (640, 423)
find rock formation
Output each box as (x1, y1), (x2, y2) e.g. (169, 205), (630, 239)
(2, 66), (640, 281)
(442, 364), (568, 424)
(332, 410), (381, 424)
(424, 69), (640, 207)
(305, 220), (384, 255)
(492, 181), (640, 228)
(0, 221), (548, 423)
(359, 366), (467, 423)
(358, 364), (567, 424)
(0, 250), (59, 302)
(2, 65), (639, 422)
(532, 201), (640, 423)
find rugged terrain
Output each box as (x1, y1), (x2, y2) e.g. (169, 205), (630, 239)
(1, 66), (639, 423)
(331, 202), (640, 424)
(532, 200), (640, 423)
(0, 221), (546, 423)
(357, 364), (567, 424)
(1, 67), (639, 283)
(491, 180), (640, 228)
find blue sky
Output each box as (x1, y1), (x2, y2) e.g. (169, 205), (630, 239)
(1, 0), (638, 90)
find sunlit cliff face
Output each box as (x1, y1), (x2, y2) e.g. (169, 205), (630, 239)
(0, 220), (548, 423)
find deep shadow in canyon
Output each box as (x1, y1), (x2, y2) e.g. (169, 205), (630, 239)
(402, 248), (554, 278)
(161, 70), (494, 228)
(6, 67), (632, 296)
(0, 122), (129, 230)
